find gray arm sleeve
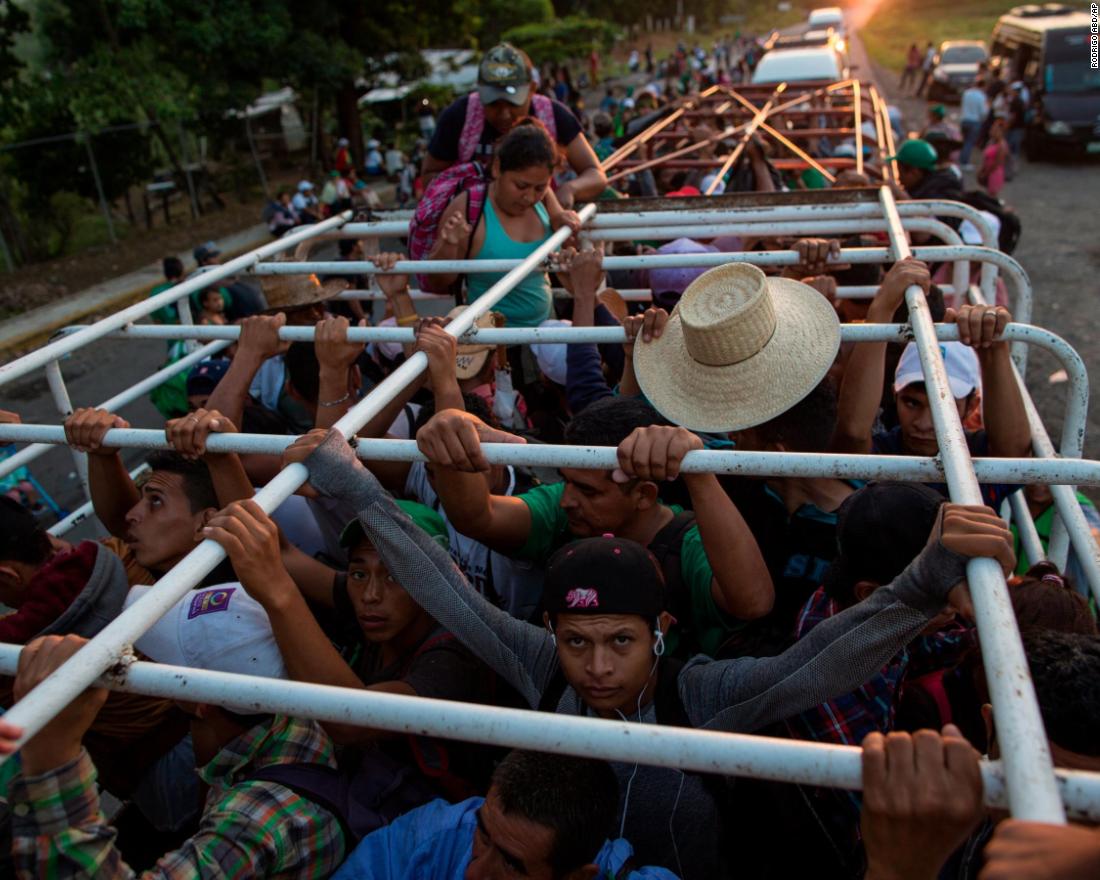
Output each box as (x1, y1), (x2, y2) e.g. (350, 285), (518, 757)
(680, 539), (970, 732)
(305, 433), (558, 706)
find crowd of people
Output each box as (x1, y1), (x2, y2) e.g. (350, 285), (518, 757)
(904, 42), (1029, 194)
(0, 36), (1095, 880)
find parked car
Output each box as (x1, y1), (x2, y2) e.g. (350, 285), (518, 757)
(807, 6), (846, 38)
(990, 4), (1100, 158)
(926, 41), (988, 101)
(751, 46), (848, 85)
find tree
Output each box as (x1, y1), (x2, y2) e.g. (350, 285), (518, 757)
(503, 16), (620, 65)
(476, 0), (554, 48)
(0, 0), (31, 264)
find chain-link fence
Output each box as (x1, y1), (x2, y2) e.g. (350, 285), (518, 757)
(0, 98), (324, 273)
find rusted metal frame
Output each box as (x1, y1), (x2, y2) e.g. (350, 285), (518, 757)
(704, 86), (785, 195)
(723, 89), (836, 182)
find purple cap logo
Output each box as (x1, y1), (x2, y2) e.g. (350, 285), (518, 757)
(565, 588), (600, 609)
(188, 587), (235, 620)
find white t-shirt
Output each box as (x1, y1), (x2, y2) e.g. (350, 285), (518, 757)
(404, 461), (544, 620)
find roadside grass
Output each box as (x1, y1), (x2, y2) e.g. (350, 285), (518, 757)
(860, 0), (1007, 71)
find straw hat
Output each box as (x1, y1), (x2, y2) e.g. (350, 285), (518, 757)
(261, 273), (348, 312)
(447, 306), (502, 380)
(633, 263), (840, 433)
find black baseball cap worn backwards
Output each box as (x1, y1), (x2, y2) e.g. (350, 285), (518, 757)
(543, 535), (665, 619)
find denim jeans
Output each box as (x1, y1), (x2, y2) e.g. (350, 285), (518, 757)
(960, 119), (981, 166)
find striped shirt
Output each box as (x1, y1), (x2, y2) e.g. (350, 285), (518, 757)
(11, 715), (345, 878)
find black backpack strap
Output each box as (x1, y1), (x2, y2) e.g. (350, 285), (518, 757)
(250, 763), (352, 843)
(647, 511), (698, 623)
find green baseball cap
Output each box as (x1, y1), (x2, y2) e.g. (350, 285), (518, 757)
(930, 104), (947, 119)
(478, 43), (531, 107)
(340, 501), (450, 552)
(886, 139), (938, 171)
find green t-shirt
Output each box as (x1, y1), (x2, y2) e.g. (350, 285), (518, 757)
(517, 481), (736, 657)
(148, 282), (181, 325)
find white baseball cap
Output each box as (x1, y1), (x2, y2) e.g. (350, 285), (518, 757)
(126, 583), (287, 679)
(531, 319), (571, 386)
(894, 341), (981, 400)
(959, 211), (1001, 246)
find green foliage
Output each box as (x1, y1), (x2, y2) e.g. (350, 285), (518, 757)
(0, 0), (30, 124)
(477, 0), (554, 48)
(861, 0), (1004, 71)
(504, 16), (621, 64)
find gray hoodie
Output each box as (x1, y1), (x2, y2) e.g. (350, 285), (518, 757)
(38, 541), (130, 639)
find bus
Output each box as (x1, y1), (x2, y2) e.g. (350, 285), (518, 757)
(989, 5), (1100, 158)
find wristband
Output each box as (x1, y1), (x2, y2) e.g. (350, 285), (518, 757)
(396, 314), (419, 327)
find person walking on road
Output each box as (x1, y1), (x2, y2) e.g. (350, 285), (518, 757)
(959, 80), (989, 169)
(916, 42), (936, 97)
(901, 43), (921, 93)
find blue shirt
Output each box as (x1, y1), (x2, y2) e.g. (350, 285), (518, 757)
(333, 797), (679, 880)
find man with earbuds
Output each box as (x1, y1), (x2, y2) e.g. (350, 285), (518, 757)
(286, 428), (1016, 880)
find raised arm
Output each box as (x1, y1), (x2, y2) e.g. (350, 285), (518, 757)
(832, 259), (930, 454)
(947, 304), (1031, 459)
(414, 408), (534, 554)
(616, 426), (774, 620)
(294, 430), (559, 706)
(63, 408), (139, 539)
(314, 315), (366, 431)
(204, 499), (416, 745)
(555, 247), (614, 412)
(165, 408), (252, 506)
(621, 308), (669, 399)
(681, 504), (1014, 732)
(426, 197), (473, 292)
(358, 318), (463, 494)
(206, 313), (290, 430)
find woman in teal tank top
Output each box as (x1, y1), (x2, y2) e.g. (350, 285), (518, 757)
(431, 118), (564, 328)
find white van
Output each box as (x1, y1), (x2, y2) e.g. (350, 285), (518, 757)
(751, 46), (848, 84)
(808, 7), (846, 36)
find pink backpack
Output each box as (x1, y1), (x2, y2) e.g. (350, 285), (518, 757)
(407, 162), (489, 293)
(407, 94), (557, 292)
(458, 92), (558, 163)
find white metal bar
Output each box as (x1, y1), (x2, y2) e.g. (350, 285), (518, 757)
(0, 203), (599, 761)
(1009, 489), (1048, 569)
(338, 285), (960, 303)
(0, 212), (352, 391)
(0, 644), (1095, 819)
(248, 243), (1029, 343)
(0, 424), (1096, 487)
(44, 361), (89, 501)
(880, 186), (1065, 824)
(584, 216), (960, 243)
(338, 200), (999, 247)
(0, 341), (232, 483)
(968, 288), (1099, 600)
